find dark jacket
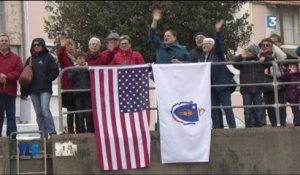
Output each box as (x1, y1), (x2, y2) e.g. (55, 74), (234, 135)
(68, 67), (90, 96)
(232, 55), (273, 94)
(199, 32), (234, 92)
(281, 70), (300, 101)
(148, 27), (191, 63)
(21, 38), (59, 96)
(190, 46), (203, 63)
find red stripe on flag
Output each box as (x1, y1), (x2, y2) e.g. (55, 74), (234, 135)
(99, 70), (113, 170)
(129, 112), (141, 168)
(139, 111), (150, 167)
(91, 66), (151, 170)
(90, 70), (104, 170)
(120, 113), (131, 169)
(108, 69), (122, 169)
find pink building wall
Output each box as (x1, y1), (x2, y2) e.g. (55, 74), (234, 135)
(27, 1), (54, 45)
(252, 3), (268, 44)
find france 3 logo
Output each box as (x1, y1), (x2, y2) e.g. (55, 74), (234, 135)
(267, 16), (277, 29)
(170, 101), (205, 125)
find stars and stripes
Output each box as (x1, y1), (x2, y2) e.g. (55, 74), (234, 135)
(89, 65), (151, 171)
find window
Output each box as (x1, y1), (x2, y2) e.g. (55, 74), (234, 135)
(0, 1), (4, 32)
(282, 14), (297, 45)
(10, 45), (21, 56)
(267, 4), (299, 46)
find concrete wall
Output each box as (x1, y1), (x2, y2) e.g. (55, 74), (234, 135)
(50, 128), (300, 174)
(2, 127), (299, 174)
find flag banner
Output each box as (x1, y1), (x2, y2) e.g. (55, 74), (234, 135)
(152, 63), (212, 163)
(89, 64), (151, 171)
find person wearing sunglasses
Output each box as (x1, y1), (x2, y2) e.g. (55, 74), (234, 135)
(259, 38), (287, 127)
(110, 35), (145, 65)
(0, 33), (23, 139)
(21, 38), (59, 139)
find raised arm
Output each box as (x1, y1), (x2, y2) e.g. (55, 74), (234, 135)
(214, 20), (225, 61)
(148, 9), (162, 49)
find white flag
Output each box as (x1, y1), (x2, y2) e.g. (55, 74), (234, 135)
(152, 63), (212, 163)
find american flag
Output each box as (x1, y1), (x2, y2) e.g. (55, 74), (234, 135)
(89, 65), (151, 171)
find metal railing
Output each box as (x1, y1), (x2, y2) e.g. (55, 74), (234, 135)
(57, 60), (300, 133)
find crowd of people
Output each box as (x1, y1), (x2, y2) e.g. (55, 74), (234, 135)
(1, 9), (300, 138)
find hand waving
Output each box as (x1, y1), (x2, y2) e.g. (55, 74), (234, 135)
(152, 8), (162, 21)
(215, 19), (225, 32)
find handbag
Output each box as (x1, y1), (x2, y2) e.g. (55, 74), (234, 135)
(19, 57), (33, 88)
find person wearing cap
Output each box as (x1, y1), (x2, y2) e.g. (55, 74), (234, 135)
(85, 37), (107, 66)
(281, 56), (300, 126)
(232, 44), (273, 127)
(110, 35), (145, 65)
(21, 37), (59, 138)
(0, 33), (23, 138)
(99, 31), (121, 64)
(259, 37), (287, 127)
(200, 20), (236, 129)
(190, 32), (208, 62)
(148, 8), (191, 64)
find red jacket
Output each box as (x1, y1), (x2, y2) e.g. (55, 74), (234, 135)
(110, 48), (145, 65)
(0, 50), (23, 96)
(57, 46), (74, 89)
(86, 47), (120, 66)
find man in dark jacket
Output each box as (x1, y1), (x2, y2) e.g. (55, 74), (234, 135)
(190, 32), (208, 63)
(232, 44), (273, 127)
(0, 33), (23, 138)
(200, 20), (236, 129)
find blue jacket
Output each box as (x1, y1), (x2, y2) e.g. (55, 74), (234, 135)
(148, 27), (191, 63)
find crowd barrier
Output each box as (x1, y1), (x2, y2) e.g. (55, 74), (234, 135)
(57, 60), (300, 133)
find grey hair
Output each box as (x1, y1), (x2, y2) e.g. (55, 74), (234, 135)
(88, 37), (101, 45)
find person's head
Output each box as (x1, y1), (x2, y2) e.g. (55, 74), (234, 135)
(65, 38), (76, 55)
(244, 44), (259, 58)
(269, 33), (282, 47)
(0, 33), (10, 52)
(286, 55), (299, 72)
(164, 29), (177, 45)
(259, 38), (273, 52)
(75, 51), (87, 66)
(296, 46), (300, 57)
(88, 37), (101, 53)
(202, 38), (215, 54)
(193, 32), (208, 47)
(119, 35), (132, 51)
(106, 31), (120, 49)
(30, 38), (48, 54)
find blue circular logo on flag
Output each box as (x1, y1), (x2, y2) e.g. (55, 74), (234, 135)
(170, 101), (205, 125)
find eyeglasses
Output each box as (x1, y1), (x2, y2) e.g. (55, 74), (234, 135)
(120, 42), (130, 45)
(33, 44), (41, 47)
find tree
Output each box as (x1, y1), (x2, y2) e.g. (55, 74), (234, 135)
(44, 1), (252, 63)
